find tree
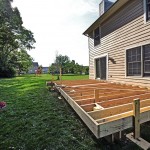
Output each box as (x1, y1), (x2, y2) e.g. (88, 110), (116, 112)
(38, 65), (43, 74)
(85, 66), (89, 75)
(49, 63), (57, 81)
(55, 54), (70, 80)
(0, 0), (35, 77)
(50, 54), (89, 79)
(49, 63), (57, 75)
(65, 60), (75, 74)
(15, 49), (33, 74)
(74, 63), (83, 74)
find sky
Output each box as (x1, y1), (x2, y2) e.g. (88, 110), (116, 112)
(12, 0), (116, 67)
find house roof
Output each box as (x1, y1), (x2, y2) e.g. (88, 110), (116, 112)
(83, 0), (130, 36)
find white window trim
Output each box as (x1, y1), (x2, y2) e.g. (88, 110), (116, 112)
(125, 47), (142, 78)
(94, 53), (108, 80)
(143, 0), (150, 23)
(125, 43), (150, 78)
(141, 46), (144, 77)
(125, 41), (150, 78)
(93, 26), (101, 47)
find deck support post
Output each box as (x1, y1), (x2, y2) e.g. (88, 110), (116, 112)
(105, 131), (122, 143)
(113, 131), (122, 141)
(133, 98), (140, 139)
(94, 89), (99, 103)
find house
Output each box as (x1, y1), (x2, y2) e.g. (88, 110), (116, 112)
(83, 0), (150, 87)
(42, 67), (49, 74)
(28, 62), (39, 74)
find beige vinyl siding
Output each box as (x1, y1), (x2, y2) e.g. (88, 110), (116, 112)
(89, 0), (150, 87)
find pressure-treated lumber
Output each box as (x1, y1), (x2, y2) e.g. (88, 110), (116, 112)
(81, 93), (150, 112)
(99, 93), (150, 108)
(88, 103), (133, 120)
(54, 80), (150, 139)
(88, 99), (150, 120)
(56, 86), (99, 138)
(133, 99), (140, 139)
(126, 133), (150, 150)
(94, 89), (99, 103)
(99, 109), (150, 138)
(96, 106), (150, 124)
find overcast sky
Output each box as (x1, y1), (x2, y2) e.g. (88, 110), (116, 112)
(12, 0), (116, 67)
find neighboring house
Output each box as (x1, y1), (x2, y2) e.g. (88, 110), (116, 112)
(42, 67), (49, 74)
(28, 62), (39, 74)
(83, 0), (150, 87)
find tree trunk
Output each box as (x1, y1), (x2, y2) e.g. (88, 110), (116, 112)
(60, 67), (62, 84)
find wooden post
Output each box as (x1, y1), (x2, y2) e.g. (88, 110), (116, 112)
(94, 89), (99, 103)
(52, 73), (54, 81)
(60, 67), (62, 85)
(133, 98), (140, 139)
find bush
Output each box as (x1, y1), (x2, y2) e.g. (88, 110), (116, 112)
(0, 67), (16, 78)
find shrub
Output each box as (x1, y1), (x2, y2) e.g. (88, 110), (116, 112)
(0, 67), (16, 78)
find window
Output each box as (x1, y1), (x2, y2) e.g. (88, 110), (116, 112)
(126, 44), (150, 77)
(127, 47), (141, 76)
(146, 0), (150, 21)
(143, 44), (150, 76)
(94, 27), (100, 46)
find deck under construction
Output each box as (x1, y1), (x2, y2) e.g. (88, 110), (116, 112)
(54, 80), (150, 139)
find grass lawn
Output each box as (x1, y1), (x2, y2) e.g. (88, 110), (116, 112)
(0, 74), (149, 150)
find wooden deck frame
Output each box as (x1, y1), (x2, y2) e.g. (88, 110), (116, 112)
(56, 86), (100, 138)
(81, 92), (150, 111)
(88, 99), (150, 120)
(54, 80), (150, 139)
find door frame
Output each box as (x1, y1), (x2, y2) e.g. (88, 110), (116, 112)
(94, 53), (108, 80)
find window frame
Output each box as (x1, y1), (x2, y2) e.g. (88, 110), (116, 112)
(126, 44), (150, 77)
(93, 27), (101, 47)
(94, 53), (108, 80)
(143, 44), (150, 76)
(146, 0), (150, 20)
(144, 0), (150, 22)
(126, 47), (142, 76)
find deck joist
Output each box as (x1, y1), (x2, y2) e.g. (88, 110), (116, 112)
(54, 80), (150, 138)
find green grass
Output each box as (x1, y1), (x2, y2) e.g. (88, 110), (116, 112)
(0, 74), (149, 150)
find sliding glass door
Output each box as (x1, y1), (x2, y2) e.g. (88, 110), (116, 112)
(95, 56), (106, 80)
